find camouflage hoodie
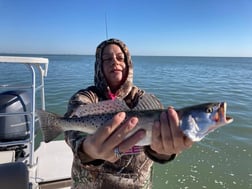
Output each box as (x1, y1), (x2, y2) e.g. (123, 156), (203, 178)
(65, 39), (175, 189)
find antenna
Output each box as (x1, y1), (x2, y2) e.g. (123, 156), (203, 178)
(105, 13), (108, 39)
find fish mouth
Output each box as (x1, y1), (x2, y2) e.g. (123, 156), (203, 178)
(218, 102), (233, 124)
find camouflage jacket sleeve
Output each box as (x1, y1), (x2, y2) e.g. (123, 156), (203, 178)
(64, 87), (101, 165)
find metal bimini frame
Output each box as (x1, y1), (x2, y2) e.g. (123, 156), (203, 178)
(0, 56), (49, 167)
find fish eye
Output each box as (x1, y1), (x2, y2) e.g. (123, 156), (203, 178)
(206, 107), (213, 113)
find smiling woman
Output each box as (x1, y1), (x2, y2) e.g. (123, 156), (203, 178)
(63, 38), (193, 189)
(102, 44), (128, 93)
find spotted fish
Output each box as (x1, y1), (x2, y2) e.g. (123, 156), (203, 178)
(37, 94), (233, 145)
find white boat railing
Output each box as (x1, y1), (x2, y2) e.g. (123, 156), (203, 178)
(0, 56), (49, 167)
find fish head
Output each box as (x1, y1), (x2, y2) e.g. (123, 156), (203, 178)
(179, 102), (233, 141)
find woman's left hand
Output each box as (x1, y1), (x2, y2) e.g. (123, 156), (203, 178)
(151, 107), (193, 156)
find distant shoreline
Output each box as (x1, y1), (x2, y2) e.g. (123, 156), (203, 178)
(0, 53), (251, 58)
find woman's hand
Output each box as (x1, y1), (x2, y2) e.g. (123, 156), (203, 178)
(151, 107), (193, 156)
(82, 112), (146, 162)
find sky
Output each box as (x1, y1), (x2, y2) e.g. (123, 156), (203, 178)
(0, 0), (252, 57)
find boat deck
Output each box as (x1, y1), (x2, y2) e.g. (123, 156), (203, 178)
(31, 140), (73, 188)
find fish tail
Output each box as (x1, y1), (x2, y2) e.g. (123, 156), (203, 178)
(36, 109), (63, 143)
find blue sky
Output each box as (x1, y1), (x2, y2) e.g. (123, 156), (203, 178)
(0, 0), (251, 57)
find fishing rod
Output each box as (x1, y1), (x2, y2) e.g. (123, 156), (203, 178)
(105, 13), (109, 39)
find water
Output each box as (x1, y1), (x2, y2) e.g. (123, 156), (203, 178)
(0, 55), (251, 189)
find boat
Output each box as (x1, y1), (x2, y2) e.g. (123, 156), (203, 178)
(0, 56), (73, 189)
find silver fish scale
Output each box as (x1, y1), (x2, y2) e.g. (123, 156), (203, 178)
(74, 99), (130, 117)
(39, 99), (233, 143)
(74, 94), (163, 117)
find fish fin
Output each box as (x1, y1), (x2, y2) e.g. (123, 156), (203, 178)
(36, 109), (63, 143)
(133, 93), (163, 110)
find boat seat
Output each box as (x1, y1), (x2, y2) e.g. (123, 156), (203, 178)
(0, 162), (29, 189)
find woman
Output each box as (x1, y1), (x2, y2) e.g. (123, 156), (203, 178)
(65, 38), (193, 189)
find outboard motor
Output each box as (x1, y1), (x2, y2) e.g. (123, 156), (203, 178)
(0, 90), (31, 141)
(0, 90), (31, 159)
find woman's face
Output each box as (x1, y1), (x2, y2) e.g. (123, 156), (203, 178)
(102, 44), (127, 91)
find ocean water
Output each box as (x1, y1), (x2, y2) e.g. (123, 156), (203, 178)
(0, 55), (251, 189)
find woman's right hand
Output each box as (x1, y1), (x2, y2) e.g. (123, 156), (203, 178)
(82, 112), (146, 162)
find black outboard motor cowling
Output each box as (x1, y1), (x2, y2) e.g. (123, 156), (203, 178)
(0, 90), (31, 142)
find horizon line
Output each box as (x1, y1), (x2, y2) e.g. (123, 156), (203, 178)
(0, 52), (251, 58)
